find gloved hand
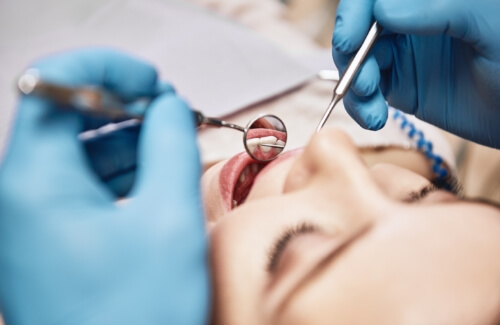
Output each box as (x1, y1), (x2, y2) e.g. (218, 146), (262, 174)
(331, 0), (500, 148)
(0, 49), (209, 324)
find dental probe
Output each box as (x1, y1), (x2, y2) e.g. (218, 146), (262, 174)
(316, 22), (383, 131)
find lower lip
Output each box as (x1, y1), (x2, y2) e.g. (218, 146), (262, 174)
(219, 152), (256, 211)
(219, 148), (304, 211)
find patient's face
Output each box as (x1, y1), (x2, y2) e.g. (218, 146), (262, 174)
(202, 129), (500, 325)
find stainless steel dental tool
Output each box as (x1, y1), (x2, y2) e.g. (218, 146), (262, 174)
(194, 111), (287, 162)
(316, 22), (383, 131)
(17, 69), (288, 162)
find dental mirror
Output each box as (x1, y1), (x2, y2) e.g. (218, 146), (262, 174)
(195, 111), (287, 162)
(244, 115), (287, 162)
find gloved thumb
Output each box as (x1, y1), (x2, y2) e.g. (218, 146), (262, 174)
(131, 93), (201, 206)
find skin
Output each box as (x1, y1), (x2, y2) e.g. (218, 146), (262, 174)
(202, 129), (500, 325)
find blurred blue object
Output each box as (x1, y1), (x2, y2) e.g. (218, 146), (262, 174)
(0, 48), (209, 324)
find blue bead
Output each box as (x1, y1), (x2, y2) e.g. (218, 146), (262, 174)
(437, 168), (448, 178)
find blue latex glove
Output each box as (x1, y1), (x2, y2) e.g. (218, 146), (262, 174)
(83, 122), (141, 197)
(0, 49), (209, 324)
(331, 0), (500, 148)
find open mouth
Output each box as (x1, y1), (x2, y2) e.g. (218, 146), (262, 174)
(219, 153), (268, 211)
(219, 146), (303, 211)
(219, 129), (286, 211)
(232, 160), (266, 208)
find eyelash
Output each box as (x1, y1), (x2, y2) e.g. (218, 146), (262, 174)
(405, 178), (463, 204)
(404, 184), (437, 203)
(266, 222), (318, 273)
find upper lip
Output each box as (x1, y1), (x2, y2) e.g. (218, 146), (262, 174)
(246, 128), (287, 141)
(218, 145), (303, 212)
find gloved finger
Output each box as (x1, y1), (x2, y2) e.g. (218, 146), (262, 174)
(372, 35), (395, 71)
(130, 93), (202, 206)
(332, 0), (374, 54)
(81, 81), (175, 197)
(83, 124), (140, 198)
(342, 88), (388, 130)
(2, 49), (167, 201)
(331, 43), (351, 74)
(374, 0), (478, 42)
(371, 35), (396, 97)
(32, 48), (165, 102)
(0, 97), (111, 202)
(349, 55), (381, 98)
(81, 80), (175, 132)
(376, 34), (419, 115)
(123, 81), (176, 117)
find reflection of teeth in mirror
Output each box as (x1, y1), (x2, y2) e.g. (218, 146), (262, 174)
(246, 138), (260, 153)
(276, 140), (285, 153)
(259, 136), (277, 153)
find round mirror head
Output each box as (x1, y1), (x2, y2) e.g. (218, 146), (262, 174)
(244, 114), (287, 162)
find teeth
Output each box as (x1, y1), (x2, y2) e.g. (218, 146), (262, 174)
(259, 136), (277, 153)
(276, 140), (285, 152)
(246, 138), (259, 153)
(232, 200), (237, 208)
(247, 136), (285, 154)
(239, 166), (251, 183)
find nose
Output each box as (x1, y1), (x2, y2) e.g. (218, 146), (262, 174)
(282, 129), (387, 211)
(283, 129), (366, 191)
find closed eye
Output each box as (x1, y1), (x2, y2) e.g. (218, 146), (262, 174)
(404, 176), (463, 203)
(266, 222), (319, 273)
(404, 184), (438, 203)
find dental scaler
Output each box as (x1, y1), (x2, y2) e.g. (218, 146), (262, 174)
(316, 22), (383, 131)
